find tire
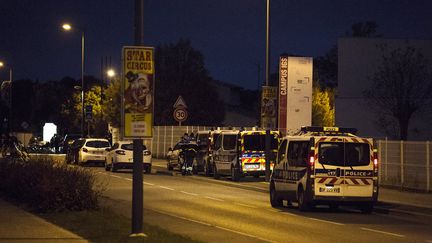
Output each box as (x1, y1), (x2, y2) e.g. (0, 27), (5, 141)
(110, 161), (117, 172)
(297, 188), (310, 212)
(231, 166), (240, 182)
(213, 164), (220, 179)
(145, 165), (152, 174)
(359, 202), (374, 214)
(270, 182), (282, 207)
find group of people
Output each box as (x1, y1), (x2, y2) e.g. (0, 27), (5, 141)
(180, 132), (197, 175)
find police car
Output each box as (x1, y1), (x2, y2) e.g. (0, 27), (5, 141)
(269, 126), (378, 213)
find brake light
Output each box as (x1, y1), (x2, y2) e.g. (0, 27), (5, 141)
(373, 149), (378, 175)
(116, 150), (126, 155)
(82, 148), (88, 153)
(309, 147), (315, 169)
(309, 155), (315, 166)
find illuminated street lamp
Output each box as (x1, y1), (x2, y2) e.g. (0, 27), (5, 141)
(107, 69), (116, 78)
(0, 61), (13, 133)
(62, 22), (85, 137)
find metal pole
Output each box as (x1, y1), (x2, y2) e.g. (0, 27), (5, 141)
(265, 129), (271, 182)
(265, 0), (270, 86)
(131, 0), (145, 237)
(9, 68), (12, 134)
(81, 32), (85, 137)
(427, 141), (430, 192)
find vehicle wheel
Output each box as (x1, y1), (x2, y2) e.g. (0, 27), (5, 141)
(359, 202), (374, 214)
(204, 161), (211, 177)
(213, 164), (220, 179)
(231, 166), (240, 182)
(270, 182), (282, 207)
(297, 188), (310, 212)
(104, 160), (110, 171)
(111, 162), (117, 172)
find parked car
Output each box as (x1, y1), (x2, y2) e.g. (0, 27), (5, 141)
(67, 138), (111, 166)
(61, 134), (82, 154)
(192, 130), (211, 174)
(105, 141), (152, 173)
(166, 142), (198, 171)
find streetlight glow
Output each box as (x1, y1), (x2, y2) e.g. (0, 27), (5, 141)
(107, 69), (116, 78)
(0, 62), (4, 67)
(62, 23), (72, 31)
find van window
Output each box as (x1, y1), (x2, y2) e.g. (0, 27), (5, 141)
(214, 135), (222, 150)
(223, 135), (237, 150)
(319, 142), (370, 166)
(287, 141), (309, 166)
(277, 140), (287, 164)
(243, 135), (278, 151)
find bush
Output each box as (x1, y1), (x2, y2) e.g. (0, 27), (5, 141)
(0, 158), (103, 212)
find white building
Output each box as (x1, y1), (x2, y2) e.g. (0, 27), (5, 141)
(336, 38), (432, 140)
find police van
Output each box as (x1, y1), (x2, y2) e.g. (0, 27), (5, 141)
(269, 126), (378, 213)
(213, 129), (279, 181)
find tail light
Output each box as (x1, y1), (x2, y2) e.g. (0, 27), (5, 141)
(82, 148), (88, 153)
(373, 149), (378, 174)
(116, 150), (126, 155)
(143, 150), (151, 156)
(309, 147), (315, 170)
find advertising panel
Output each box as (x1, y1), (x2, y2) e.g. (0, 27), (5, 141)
(261, 86), (277, 129)
(278, 56), (288, 134)
(122, 46), (154, 138)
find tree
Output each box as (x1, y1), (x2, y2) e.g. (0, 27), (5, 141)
(312, 84), (334, 127)
(154, 39), (225, 125)
(102, 78), (121, 128)
(363, 45), (432, 140)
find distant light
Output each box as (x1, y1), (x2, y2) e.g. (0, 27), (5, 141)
(62, 23), (72, 31)
(107, 69), (116, 78)
(0, 62), (4, 67)
(43, 123), (57, 142)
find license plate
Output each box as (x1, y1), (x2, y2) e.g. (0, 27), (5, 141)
(319, 187), (340, 193)
(244, 164), (259, 169)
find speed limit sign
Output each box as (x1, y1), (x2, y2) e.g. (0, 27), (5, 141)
(173, 107), (188, 122)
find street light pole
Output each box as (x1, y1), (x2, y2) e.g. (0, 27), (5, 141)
(81, 31), (85, 137)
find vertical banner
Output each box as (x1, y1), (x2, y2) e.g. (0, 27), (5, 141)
(278, 56), (288, 134)
(260, 86), (277, 129)
(122, 46), (154, 138)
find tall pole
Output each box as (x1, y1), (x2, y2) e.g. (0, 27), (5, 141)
(81, 32), (85, 137)
(9, 68), (12, 134)
(131, 0), (145, 238)
(265, 0), (270, 86)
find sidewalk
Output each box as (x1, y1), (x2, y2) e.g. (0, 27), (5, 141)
(378, 187), (432, 209)
(0, 199), (87, 242)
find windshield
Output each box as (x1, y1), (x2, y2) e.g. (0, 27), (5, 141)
(318, 142), (370, 166)
(223, 135), (237, 150)
(121, 144), (134, 150)
(86, 140), (110, 148)
(243, 134), (278, 151)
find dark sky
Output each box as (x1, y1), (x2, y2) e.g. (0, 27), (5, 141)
(1, 0), (431, 89)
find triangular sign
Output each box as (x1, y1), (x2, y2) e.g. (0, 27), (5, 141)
(173, 95), (187, 108)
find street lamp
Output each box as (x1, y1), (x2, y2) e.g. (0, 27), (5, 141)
(62, 23), (85, 137)
(0, 61), (13, 133)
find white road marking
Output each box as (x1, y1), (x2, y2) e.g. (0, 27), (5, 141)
(124, 178), (132, 181)
(159, 186), (175, 191)
(260, 181), (270, 185)
(234, 202), (257, 208)
(144, 182), (155, 186)
(110, 175), (122, 179)
(150, 208), (212, 226)
(307, 217), (344, 226)
(215, 225), (278, 243)
(361, 227), (405, 238)
(204, 196), (224, 202)
(181, 191), (198, 196)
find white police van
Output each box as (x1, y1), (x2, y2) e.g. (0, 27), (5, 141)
(269, 126), (378, 213)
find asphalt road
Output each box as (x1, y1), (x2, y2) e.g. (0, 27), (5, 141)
(88, 159), (432, 243)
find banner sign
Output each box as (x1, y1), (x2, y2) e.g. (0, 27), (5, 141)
(260, 86), (277, 129)
(122, 46), (154, 138)
(278, 56), (288, 134)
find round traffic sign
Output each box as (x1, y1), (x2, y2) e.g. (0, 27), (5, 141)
(173, 107), (188, 122)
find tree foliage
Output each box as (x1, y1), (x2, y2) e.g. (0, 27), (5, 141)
(154, 39), (224, 125)
(363, 45), (432, 140)
(312, 84), (334, 127)
(102, 78), (121, 128)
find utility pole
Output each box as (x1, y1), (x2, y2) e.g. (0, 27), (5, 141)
(130, 0), (146, 238)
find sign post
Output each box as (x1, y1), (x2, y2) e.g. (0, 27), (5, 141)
(173, 96), (187, 126)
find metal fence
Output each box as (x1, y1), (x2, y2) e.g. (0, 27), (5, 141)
(378, 140), (431, 192)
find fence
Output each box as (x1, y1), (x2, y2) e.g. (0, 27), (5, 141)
(378, 139), (431, 192)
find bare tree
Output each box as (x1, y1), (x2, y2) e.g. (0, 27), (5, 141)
(363, 45), (432, 140)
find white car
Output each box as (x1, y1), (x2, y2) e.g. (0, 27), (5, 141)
(75, 138), (111, 165)
(105, 141), (152, 173)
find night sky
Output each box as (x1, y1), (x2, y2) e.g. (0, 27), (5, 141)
(1, 0), (431, 89)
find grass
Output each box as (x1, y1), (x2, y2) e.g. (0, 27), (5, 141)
(39, 206), (200, 243)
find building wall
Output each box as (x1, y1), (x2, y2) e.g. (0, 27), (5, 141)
(336, 38), (432, 140)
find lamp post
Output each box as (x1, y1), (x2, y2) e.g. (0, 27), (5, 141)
(62, 23), (85, 137)
(0, 61), (13, 134)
